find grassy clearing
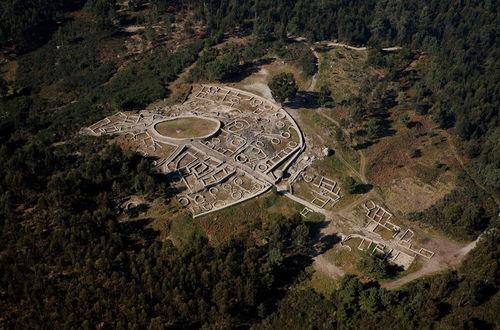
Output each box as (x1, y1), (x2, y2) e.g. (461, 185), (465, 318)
(155, 117), (219, 139)
(374, 225), (397, 241)
(330, 191), (366, 210)
(290, 146), (366, 212)
(117, 188), (325, 249)
(299, 266), (339, 294)
(324, 243), (364, 276)
(298, 109), (361, 176)
(266, 62), (312, 91)
(315, 155), (350, 178)
(0, 59), (18, 83)
(365, 110), (459, 214)
(119, 197), (189, 242)
(299, 109), (336, 135)
(196, 190), (321, 246)
(316, 47), (371, 104)
(169, 215), (207, 246)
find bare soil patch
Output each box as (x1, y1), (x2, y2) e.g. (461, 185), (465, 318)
(382, 235), (474, 289)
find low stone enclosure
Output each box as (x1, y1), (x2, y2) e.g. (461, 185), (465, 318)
(84, 85), (304, 217)
(362, 200), (435, 259)
(337, 200), (436, 269)
(84, 84), (439, 273)
(337, 200), (437, 270)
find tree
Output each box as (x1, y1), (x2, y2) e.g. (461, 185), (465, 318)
(359, 287), (383, 313)
(396, 91), (407, 105)
(456, 118), (473, 140)
(335, 128), (344, 143)
(206, 53), (240, 81)
(342, 176), (357, 194)
(399, 113), (410, 127)
(298, 53), (317, 77)
(318, 86), (334, 107)
(0, 77), (7, 97)
(357, 253), (393, 279)
(275, 22), (287, 42)
(183, 21), (194, 37)
(432, 104), (455, 129)
(367, 48), (386, 67)
(254, 16), (273, 42)
(144, 25), (157, 43)
(366, 119), (380, 138)
(408, 148), (421, 158)
(269, 73), (298, 103)
(351, 105), (367, 124)
(268, 248), (283, 268)
(85, 0), (117, 30)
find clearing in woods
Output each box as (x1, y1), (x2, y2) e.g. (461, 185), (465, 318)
(83, 37), (487, 292)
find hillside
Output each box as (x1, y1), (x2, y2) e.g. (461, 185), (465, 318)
(0, 0), (498, 328)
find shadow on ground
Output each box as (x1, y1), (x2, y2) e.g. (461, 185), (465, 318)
(286, 91), (321, 109)
(224, 58), (275, 83)
(118, 218), (160, 250)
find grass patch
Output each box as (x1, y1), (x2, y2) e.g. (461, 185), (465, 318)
(316, 155), (349, 178)
(299, 266), (339, 295)
(304, 212), (326, 223)
(299, 109), (362, 179)
(373, 226), (396, 241)
(316, 47), (371, 104)
(196, 190), (306, 245)
(169, 215), (207, 246)
(266, 62), (312, 91)
(155, 117), (219, 139)
(300, 110), (337, 132)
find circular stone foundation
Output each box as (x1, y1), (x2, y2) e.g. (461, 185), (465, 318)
(152, 116), (221, 142)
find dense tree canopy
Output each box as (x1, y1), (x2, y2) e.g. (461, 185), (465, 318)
(0, 0), (87, 51)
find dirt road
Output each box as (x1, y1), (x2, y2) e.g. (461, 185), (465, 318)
(308, 47), (320, 92)
(382, 235), (481, 289)
(326, 43), (402, 52)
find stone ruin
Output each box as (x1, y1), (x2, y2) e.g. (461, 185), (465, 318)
(84, 83), (438, 274)
(84, 85), (304, 217)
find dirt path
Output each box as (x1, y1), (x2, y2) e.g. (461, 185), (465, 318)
(121, 25), (145, 33)
(327, 43), (368, 51)
(336, 192), (374, 215)
(382, 235), (480, 289)
(240, 68), (275, 101)
(282, 191), (331, 216)
(326, 43), (402, 52)
(308, 47), (320, 92)
(292, 53), (479, 289)
(358, 144), (368, 182)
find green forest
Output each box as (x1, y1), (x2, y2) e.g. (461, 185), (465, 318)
(0, 0), (498, 328)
